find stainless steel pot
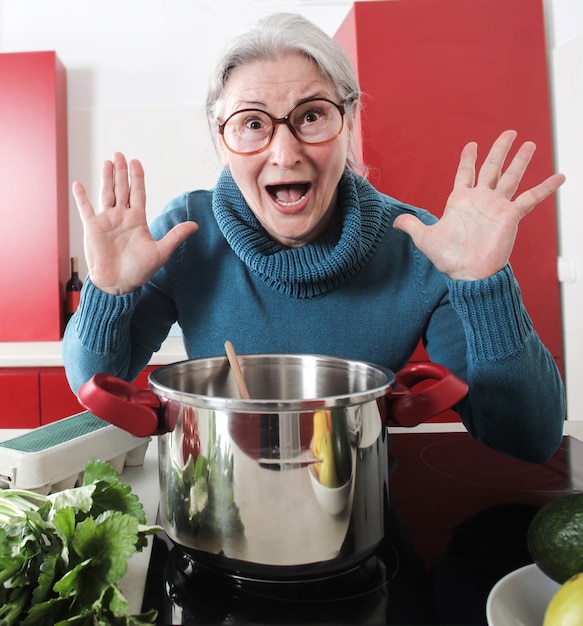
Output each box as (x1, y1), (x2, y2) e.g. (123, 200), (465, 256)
(78, 354), (467, 580)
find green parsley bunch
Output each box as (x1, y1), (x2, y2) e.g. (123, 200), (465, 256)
(0, 460), (160, 625)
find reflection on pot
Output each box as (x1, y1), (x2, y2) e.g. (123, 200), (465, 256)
(308, 408), (355, 516)
(157, 398), (384, 572)
(309, 464), (352, 516)
(164, 408), (245, 552)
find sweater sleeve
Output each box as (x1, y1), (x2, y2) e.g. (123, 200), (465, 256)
(62, 280), (147, 392)
(428, 264), (565, 463)
(62, 271), (179, 392)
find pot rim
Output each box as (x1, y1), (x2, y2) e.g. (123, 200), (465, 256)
(148, 353), (396, 413)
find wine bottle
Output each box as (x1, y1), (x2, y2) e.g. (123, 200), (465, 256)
(65, 256), (83, 323)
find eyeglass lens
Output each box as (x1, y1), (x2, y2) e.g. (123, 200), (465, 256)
(221, 99), (343, 154)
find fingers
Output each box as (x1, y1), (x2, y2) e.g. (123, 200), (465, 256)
(392, 213), (426, 244)
(99, 158), (115, 211)
(112, 152), (130, 208)
(513, 172), (566, 216)
(129, 158), (146, 211)
(96, 152), (144, 212)
(157, 222), (200, 265)
(454, 130), (522, 193)
(495, 140), (536, 199)
(476, 129), (518, 190)
(456, 130), (560, 204)
(452, 141), (478, 190)
(72, 180), (95, 222)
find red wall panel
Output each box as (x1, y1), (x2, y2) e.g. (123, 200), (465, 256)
(335, 0), (562, 367)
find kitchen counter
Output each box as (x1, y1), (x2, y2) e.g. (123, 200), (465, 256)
(0, 336), (187, 367)
(2, 420), (582, 618)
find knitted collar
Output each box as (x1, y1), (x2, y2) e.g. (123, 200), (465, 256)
(212, 167), (392, 299)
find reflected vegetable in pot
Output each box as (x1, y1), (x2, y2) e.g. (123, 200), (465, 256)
(312, 409), (352, 488)
(167, 413), (244, 539)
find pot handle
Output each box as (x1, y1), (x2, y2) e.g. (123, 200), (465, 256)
(389, 362), (469, 427)
(77, 373), (162, 438)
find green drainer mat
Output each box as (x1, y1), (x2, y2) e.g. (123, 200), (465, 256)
(0, 412), (108, 453)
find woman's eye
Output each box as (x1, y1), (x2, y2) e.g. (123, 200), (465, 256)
(303, 110), (321, 124)
(245, 117), (266, 131)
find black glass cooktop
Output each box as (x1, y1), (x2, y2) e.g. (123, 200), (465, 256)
(142, 432), (582, 625)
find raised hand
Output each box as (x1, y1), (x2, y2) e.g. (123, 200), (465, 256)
(393, 130), (565, 281)
(72, 153), (198, 295)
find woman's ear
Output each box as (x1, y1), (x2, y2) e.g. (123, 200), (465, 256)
(346, 116), (358, 158)
(219, 137), (230, 166)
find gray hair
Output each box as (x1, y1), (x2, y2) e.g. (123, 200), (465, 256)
(206, 12), (362, 169)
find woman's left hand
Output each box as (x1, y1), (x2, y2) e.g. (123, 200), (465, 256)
(393, 130), (566, 281)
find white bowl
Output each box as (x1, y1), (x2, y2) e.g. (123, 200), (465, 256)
(486, 563), (560, 626)
(308, 464), (351, 516)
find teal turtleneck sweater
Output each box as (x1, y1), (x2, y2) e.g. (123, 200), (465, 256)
(63, 168), (565, 462)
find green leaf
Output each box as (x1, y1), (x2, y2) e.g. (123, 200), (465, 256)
(52, 506), (76, 560)
(30, 551), (62, 606)
(0, 585), (31, 626)
(76, 511), (139, 570)
(53, 556), (110, 610)
(83, 459), (122, 486)
(51, 510), (140, 608)
(100, 583), (130, 617)
(20, 595), (72, 625)
(90, 480), (146, 524)
(48, 484), (96, 516)
(0, 551), (26, 585)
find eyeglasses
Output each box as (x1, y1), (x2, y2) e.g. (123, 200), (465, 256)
(218, 98), (345, 156)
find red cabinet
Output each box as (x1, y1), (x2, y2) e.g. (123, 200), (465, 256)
(0, 51), (69, 341)
(335, 0), (562, 421)
(0, 368), (40, 428)
(39, 365), (158, 425)
(39, 368), (85, 425)
(1, 365), (159, 427)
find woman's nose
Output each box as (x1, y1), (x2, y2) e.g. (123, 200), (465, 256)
(268, 123), (303, 167)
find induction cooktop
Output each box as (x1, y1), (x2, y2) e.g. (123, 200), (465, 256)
(142, 432), (582, 625)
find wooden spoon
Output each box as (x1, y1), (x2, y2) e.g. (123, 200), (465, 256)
(224, 340), (251, 400)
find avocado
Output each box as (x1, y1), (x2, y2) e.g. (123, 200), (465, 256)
(330, 409), (352, 485)
(527, 493), (583, 584)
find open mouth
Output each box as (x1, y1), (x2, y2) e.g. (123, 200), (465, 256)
(267, 183), (310, 207)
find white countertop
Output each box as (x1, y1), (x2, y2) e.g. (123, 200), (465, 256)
(0, 336), (187, 367)
(2, 420), (582, 617)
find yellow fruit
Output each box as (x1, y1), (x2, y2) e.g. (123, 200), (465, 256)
(318, 432), (338, 488)
(312, 410), (329, 457)
(543, 572), (583, 626)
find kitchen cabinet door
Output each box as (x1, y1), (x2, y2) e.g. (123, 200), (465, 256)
(0, 368), (40, 428)
(133, 366), (158, 389)
(0, 51), (69, 341)
(39, 368), (85, 425)
(39, 365), (158, 425)
(335, 0), (562, 420)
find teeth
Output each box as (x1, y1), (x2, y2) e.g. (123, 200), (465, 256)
(275, 194), (306, 207)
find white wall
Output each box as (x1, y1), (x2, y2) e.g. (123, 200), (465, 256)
(0, 0), (353, 261)
(1, 0), (581, 417)
(545, 0), (583, 420)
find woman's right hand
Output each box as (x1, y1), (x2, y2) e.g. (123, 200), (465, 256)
(72, 152), (198, 295)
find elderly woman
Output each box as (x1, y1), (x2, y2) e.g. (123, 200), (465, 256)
(64, 13), (566, 463)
